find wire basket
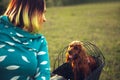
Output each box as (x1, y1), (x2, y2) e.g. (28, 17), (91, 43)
(52, 41), (105, 80)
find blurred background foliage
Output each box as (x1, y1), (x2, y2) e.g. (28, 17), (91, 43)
(0, 0), (10, 14)
(0, 0), (120, 14)
(46, 0), (120, 7)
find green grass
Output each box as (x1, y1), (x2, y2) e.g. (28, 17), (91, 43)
(41, 2), (120, 80)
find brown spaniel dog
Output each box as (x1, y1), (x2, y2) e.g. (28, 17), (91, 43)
(66, 41), (97, 80)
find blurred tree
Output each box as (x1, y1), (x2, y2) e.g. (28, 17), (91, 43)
(0, 0), (10, 15)
(46, 0), (120, 7)
(0, 0), (4, 14)
(1, 0), (120, 12)
(46, 0), (54, 7)
(53, 0), (63, 6)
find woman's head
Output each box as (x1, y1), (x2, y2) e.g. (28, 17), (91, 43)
(4, 0), (46, 33)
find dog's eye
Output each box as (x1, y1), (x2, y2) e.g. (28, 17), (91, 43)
(70, 45), (73, 47)
(74, 46), (79, 50)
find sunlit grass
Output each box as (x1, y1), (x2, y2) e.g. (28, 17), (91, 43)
(41, 2), (120, 80)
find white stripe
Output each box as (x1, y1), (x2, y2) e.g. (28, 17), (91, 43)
(40, 61), (48, 65)
(16, 33), (24, 37)
(6, 65), (20, 70)
(10, 76), (20, 80)
(0, 44), (5, 48)
(22, 56), (30, 63)
(0, 55), (7, 62)
(38, 51), (46, 55)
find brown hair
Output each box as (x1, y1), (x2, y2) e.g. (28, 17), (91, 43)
(4, 0), (45, 33)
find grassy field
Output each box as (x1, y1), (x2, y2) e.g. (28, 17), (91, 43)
(41, 2), (120, 80)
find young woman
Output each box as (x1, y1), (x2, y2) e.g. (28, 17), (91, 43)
(0, 0), (50, 80)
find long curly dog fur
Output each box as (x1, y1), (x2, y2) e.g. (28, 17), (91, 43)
(66, 41), (97, 80)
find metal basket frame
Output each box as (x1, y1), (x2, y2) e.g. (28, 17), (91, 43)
(52, 41), (105, 80)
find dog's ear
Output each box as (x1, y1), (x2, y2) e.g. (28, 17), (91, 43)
(65, 52), (69, 62)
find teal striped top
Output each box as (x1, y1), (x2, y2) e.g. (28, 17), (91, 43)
(0, 15), (50, 80)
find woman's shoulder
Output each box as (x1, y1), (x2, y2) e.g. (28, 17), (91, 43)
(0, 15), (44, 39)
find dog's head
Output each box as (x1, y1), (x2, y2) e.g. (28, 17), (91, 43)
(65, 41), (97, 80)
(66, 41), (86, 62)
